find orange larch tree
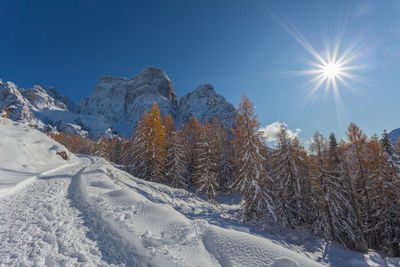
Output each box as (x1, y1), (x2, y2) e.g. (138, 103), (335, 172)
(132, 102), (167, 181)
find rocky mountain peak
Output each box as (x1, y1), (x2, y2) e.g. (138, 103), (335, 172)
(128, 66), (177, 105)
(0, 80), (36, 122)
(21, 85), (67, 111)
(179, 84), (236, 128)
(99, 76), (126, 83)
(78, 66), (179, 133)
(194, 83), (215, 92)
(136, 66), (171, 82)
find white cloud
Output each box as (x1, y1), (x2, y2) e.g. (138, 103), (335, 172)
(259, 122), (301, 143)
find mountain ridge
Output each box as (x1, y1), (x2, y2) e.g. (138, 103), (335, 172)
(0, 66), (236, 138)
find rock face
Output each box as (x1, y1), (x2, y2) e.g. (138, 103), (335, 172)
(0, 80), (76, 131)
(79, 66), (178, 126)
(0, 80), (37, 123)
(47, 87), (77, 112)
(179, 84), (236, 128)
(21, 85), (68, 111)
(1, 66), (237, 138)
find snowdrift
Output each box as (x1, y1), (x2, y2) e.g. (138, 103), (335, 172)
(71, 156), (323, 266)
(0, 118), (76, 197)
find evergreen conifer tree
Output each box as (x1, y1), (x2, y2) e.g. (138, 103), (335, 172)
(326, 133), (367, 251)
(194, 122), (219, 201)
(309, 132), (334, 240)
(166, 130), (189, 189)
(273, 125), (309, 227)
(182, 116), (202, 187)
(231, 95), (274, 221)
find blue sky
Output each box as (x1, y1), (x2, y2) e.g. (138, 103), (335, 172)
(1, 0), (399, 143)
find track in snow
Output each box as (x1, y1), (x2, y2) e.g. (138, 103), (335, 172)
(2, 154), (389, 267)
(0, 157), (175, 267)
(0, 160), (109, 266)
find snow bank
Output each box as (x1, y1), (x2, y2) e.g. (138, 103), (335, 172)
(72, 157), (323, 266)
(0, 118), (75, 197)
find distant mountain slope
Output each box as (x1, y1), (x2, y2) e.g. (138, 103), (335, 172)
(0, 66), (236, 138)
(0, 80), (36, 122)
(0, 79), (110, 138)
(389, 128), (400, 144)
(179, 84), (236, 128)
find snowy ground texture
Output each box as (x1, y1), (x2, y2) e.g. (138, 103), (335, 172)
(1, 118), (399, 267)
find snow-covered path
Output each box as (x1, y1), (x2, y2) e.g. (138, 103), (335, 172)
(0, 155), (324, 267)
(0, 160), (109, 266)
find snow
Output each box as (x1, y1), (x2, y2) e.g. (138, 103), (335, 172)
(1, 117), (399, 266)
(0, 118), (76, 197)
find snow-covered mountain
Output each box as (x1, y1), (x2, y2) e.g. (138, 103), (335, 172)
(179, 84), (236, 128)
(0, 67), (236, 138)
(78, 66), (179, 126)
(0, 80), (52, 129)
(389, 128), (400, 144)
(2, 117), (395, 266)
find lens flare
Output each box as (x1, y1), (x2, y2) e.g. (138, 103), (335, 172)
(267, 7), (369, 128)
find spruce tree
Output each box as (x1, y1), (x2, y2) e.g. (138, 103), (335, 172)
(211, 117), (233, 191)
(231, 95), (274, 221)
(131, 112), (149, 178)
(194, 122), (219, 201)
(182, 116), (202, 187)
(110, 137), (122, 164)
(166, 130), (189, 189)
(273, 125), (309, 227)
(326, 133), (367, 251)
(309, 132), (334, 240)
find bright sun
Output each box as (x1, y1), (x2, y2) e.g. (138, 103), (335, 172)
(270, 9), (368, 125)
(322, 62), (341, 79)
(299, 42), (365, 97)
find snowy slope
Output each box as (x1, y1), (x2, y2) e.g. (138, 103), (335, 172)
(1, 117), (399, 266)
(0, 118), (77, 197)
(0, 79), (117, 138)
(75, 158), (327, 266)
